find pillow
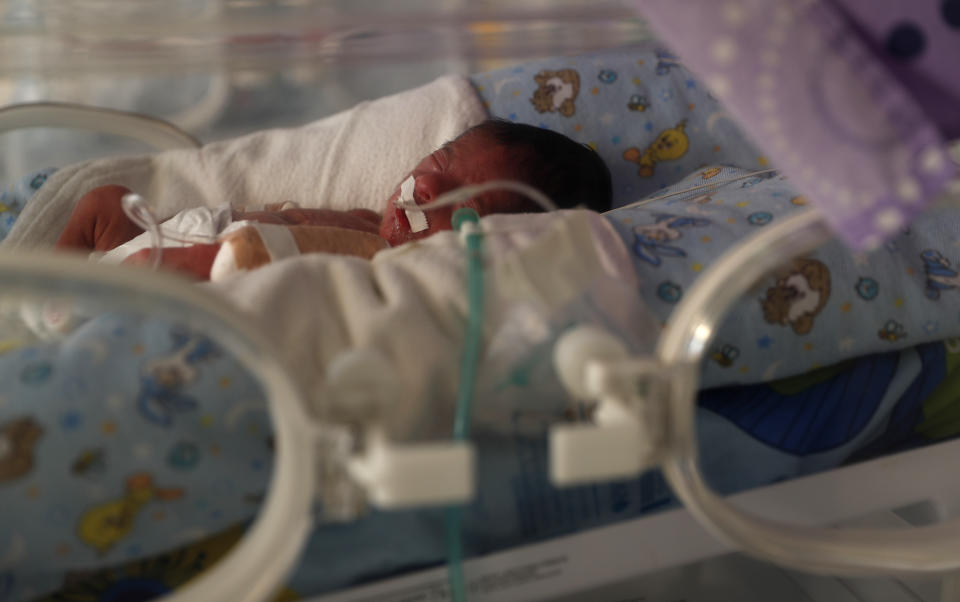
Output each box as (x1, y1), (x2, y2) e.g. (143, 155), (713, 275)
(604, 165), (960, 388)
(471, 46), (764, 208)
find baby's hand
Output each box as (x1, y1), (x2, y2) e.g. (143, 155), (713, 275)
(57, 185), (145, 252)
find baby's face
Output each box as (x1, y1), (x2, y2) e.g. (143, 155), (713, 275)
(379, 130), (537, 247)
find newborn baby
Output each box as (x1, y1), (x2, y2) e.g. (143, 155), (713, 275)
(56, 119), (612, 280)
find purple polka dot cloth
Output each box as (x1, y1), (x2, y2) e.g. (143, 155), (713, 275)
(635, 0), (958, 250)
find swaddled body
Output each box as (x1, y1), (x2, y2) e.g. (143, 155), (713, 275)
(55, 120), (612, 281)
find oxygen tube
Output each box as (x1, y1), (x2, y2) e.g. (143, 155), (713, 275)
(445, 207), (484, 602)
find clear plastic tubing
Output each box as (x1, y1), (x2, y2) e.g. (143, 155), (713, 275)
(0, 102), (201, 150)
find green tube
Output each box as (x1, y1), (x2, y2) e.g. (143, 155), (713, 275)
(446, 208), (484, 602)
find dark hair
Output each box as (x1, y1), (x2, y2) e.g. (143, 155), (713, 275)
(461, 119), (613, 213)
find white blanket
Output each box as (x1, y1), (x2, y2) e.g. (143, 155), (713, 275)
(2, 75), (486, 250)
(205, 211), (652, 442)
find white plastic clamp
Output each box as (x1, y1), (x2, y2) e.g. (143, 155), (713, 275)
(346, 429), (475, 508)
(458, 219), (482, 245)
(549, 326), (669, 486)
(322, 349), (476, 511)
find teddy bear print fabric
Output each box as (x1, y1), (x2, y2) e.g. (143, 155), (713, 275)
(605, 165), (960, 389)
(0, 168), (56, 243)
(0, 314), (272, 601)
(470, 46), (765, 209)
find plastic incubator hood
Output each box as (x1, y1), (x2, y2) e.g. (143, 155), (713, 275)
(4, 2), (960, 600)
(2, 101), (959, 600)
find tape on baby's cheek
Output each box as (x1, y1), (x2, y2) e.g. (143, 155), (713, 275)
(400, 175), (429, 233)
(400, 174), (415, 200)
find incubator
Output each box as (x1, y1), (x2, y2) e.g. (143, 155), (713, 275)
(2, 1), (960, 601)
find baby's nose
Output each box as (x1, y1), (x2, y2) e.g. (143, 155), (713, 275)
(414, 173), (455, 206)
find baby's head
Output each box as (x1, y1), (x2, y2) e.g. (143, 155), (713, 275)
(379, 119), (612, 246)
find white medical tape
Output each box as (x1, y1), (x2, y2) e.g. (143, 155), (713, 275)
(209, 241), (238, 282)
(405, 208), (429, 233)
(251, 222), (301, 261)
(400, 174), (416, 202)
(399, 175), (429, 233)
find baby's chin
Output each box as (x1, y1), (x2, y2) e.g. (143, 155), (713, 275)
(382, 224), (425, 248)
(381, 215), (441, 248)
(379, 194), (401, 244)
(378, 211), (408, 247)
(379, 194), (445, 247)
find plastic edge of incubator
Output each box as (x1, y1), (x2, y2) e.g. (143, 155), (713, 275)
(0, 103), (202, 150)
(655, 169), (960, 576)
(0, 253), (316, 602)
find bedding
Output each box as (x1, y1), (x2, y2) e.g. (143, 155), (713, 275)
(472, 46), (765, 209)
(605, 165), (960, 389)
(3, 275), (956, 600)
(0, 168), (56, 244)
(0, 315), (272, 601)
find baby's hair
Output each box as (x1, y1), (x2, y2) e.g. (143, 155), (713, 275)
(459, 119), (613, 213)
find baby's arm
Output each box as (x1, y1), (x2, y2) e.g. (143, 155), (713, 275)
(123, 222), (389, 281)
(233, 207), (382, 234)
(125, 224), (388, 281)
(57, 187), (387, 279)
(56, 185), (145, 252)
(209, 224), (388, 280)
